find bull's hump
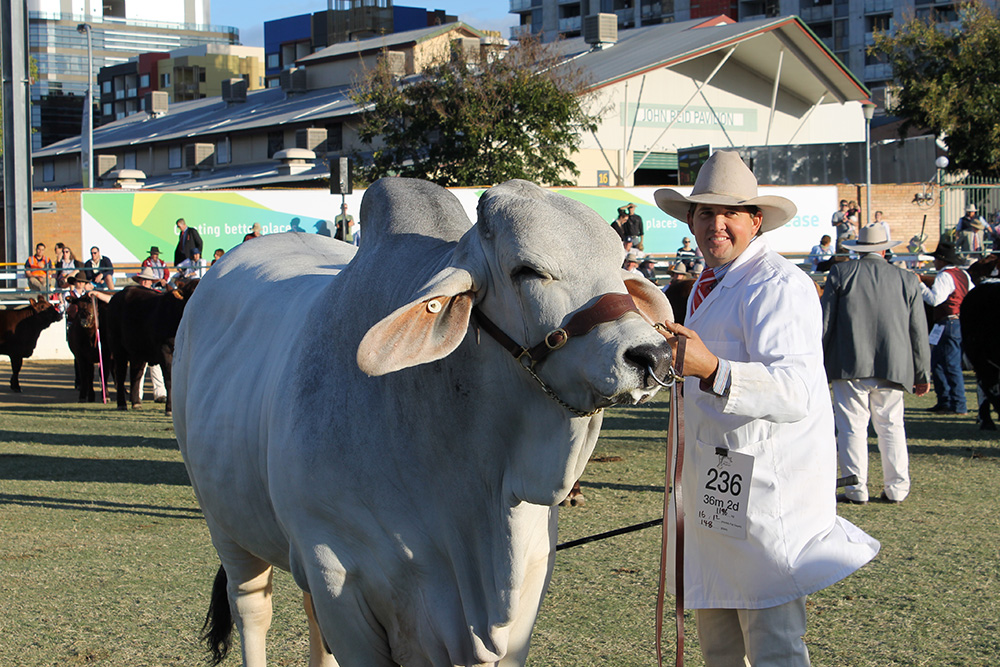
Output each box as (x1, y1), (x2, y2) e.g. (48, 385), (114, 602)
(359, 178), (473, 246)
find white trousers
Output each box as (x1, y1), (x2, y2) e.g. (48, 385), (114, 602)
(832, 379), (910, 502)
(695, 597), (810, 667)
(137, 364), (167, 401)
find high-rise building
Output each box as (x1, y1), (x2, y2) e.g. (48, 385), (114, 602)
(28, 0), (238, 149)
(508, 0), (994, 108)
(264, 2), (457, 87)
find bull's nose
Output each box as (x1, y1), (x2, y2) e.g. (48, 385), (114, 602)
(625, 341), (674, 388)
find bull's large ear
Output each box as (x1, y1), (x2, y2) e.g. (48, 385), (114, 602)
(357, 268), (476, 376)
(623, 271), (674, 325)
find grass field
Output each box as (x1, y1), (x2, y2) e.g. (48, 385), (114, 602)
(1, 360), (998, 666)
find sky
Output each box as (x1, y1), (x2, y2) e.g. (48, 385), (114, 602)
(210, 1), (518, 48)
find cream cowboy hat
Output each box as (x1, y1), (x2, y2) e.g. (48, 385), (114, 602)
(130, 266), (160, 283)
(653, 150), (797, 232)
(843, 224), (901, 253)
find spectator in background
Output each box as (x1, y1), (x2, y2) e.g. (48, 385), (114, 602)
(54, 244), (82, 289)
(831, 199), (849, 230)
(610, 207), (629, 243)
(846, 199), (860, 221)
(25, 243), (51, 293)
(175, 248), (206, 281)
(334, 203), (354, 243)
(211, 249), (225, 266)
(821, 225), (930, 504)
(243, 223), (263, 242)
(174, 218), (203, 266)
(83, 246), (114, 289)
(675, 236), (697, 271)
(956, 204), (986, 256)
(141, 246), (169, 287)
(639, 257), (658, 284)
(623, 252), (642, 276)
(809, 234), (835, 272)
(624, 202), (644, 250)
(920, 240), (973, 415)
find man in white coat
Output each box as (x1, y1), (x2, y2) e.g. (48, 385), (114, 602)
(654, 151), (880, 666)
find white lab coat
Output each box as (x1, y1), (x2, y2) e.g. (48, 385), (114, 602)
(668, 236), (879, 609)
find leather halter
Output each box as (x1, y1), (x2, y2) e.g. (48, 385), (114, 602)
(472, 292), (640, 370)
(471, 292), (641, 417)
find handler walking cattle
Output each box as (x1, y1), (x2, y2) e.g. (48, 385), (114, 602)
(173, 178), (675, 667)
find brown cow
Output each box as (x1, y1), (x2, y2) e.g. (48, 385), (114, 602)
(106, 280), (198, 414)
(66, 294), (112, 402)
(0, 297), (63, 392)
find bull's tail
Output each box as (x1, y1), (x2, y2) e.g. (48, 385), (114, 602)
(200, 565), (233, 665)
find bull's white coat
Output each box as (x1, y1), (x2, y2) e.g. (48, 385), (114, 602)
(173, 179), (674, 666)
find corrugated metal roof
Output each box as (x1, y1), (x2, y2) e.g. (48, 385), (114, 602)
(34, 15), (869, 190)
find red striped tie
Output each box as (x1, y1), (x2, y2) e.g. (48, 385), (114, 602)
(690, 267), (717, 316)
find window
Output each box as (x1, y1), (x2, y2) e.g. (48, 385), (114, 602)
(199, 68), (206, 83)
(124, 151), (136, 169)
(140, 74), (149, 88)
(326, 123), (343, 152)
(43, 162), (55, 182)
(267, 131), (284, 158)
(102, 80), (111, 93)
(161, 72), (171, 87)
(217, 137), (231, 164)
(102, 103), (111, 115)
(169, 145), (182, 169)
(267, 53), (279, 69)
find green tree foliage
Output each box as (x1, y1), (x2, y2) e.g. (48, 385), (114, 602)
(871, 1), (1000, 177)
(351, 37), (601, 187)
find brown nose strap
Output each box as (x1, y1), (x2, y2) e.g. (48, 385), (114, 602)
(473, 292), (639, 369)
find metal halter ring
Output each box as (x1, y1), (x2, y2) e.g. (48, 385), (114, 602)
(647, 364), (676, 388)
(544, 328), (569, 350)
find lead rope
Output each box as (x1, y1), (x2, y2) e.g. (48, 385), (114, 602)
(655, 334), (686, 667)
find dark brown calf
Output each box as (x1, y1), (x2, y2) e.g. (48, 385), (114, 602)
(0, 298), (62, 392)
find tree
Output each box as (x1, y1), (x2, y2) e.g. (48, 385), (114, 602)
(350, 37), (601, 187)
(871, 1), (1000, 177)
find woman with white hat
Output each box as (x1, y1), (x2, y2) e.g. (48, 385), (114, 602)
(653, 150), (879, 666)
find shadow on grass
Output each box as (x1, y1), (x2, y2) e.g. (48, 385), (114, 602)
(0, 493), (202, 519)
(0, 453), (192, 485)
(579, 479), (664, 494)
(0, 428), (177, 450)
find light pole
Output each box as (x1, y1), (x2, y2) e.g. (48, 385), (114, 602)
(862, 103), (875, 227)
(77, 23), (93, 189)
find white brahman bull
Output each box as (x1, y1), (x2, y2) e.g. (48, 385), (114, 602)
(173, 178), (675, 667)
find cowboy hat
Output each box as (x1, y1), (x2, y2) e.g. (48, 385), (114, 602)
(624, 252), (639, 264)
(653, 151), (797, 232)
(930, 239), (964, 266)
(148, 246), (160, 254)
(843, 224), (901, 253)
(968, 219), (986, 230)
(130, 266), (160, 283)
(669, 261), (690, 276)
(965, 204), (978, 212)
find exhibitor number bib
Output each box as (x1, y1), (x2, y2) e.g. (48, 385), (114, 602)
(694, 447), (753, 539)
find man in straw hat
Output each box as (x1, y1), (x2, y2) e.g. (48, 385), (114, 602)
(920, 239), (973, 415)
(956, 204), (985, 255)
(653, 150), (879, 666)
(821, 225), (930, 505)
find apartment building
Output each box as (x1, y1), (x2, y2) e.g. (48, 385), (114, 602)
(28, 0), (238, 149)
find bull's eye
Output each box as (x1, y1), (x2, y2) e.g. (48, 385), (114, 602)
(511, 265), (549, 282)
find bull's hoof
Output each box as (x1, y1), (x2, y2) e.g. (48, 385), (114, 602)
(131, 403), (142, 410)
(980, 421), (997, 431)
(11, 384), (21, 393)
(569, 493), (587, 507)
(117, 404), (128, 411)
(164, 408), (172, 416)
(78, 396), (87, 403)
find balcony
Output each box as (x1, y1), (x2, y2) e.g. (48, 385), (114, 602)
(509, 0), (533, 12)
(864, 63), (892, 80)
(864, 0), (893, 13)
(799, 4), (833, 21)
(558, 16), (582, 32)
(510, 24), (533, 40)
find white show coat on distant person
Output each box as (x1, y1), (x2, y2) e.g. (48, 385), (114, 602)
(667, 236), (880, 609)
